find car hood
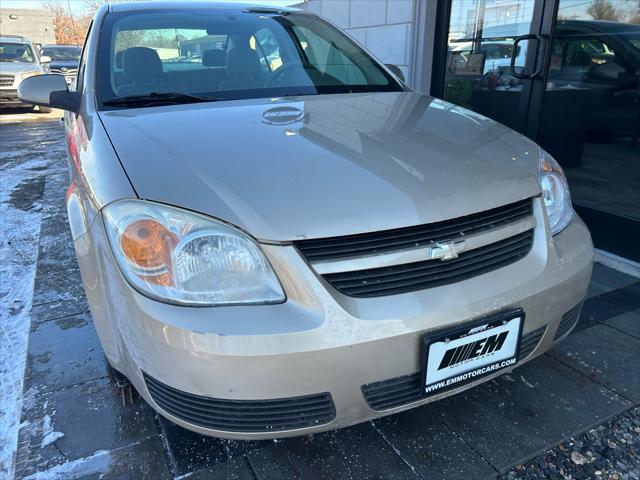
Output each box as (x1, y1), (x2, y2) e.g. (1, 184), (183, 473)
(0, 62), (40, 75)
(49, 60), (78, 69)
(99, 91), (542, 241)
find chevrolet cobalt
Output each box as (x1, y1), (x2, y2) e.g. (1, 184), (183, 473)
(19, 2), (593, 439)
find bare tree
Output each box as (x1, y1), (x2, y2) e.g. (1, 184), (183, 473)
(586, 0), (621, 21)
(42, 1), (90, 45)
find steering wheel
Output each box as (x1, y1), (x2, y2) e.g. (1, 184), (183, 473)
(265, 64), (308, 88)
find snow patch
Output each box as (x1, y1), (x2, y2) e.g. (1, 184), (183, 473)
(40, 414), (64, 447)
(0, 155), (50, 479)
(22, 450), (112, 480)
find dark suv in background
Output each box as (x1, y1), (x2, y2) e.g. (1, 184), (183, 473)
(40, 44), (81, 87)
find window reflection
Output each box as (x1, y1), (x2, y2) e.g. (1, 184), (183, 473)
(539, 1), (640, 226)
(443, 0), (536, 131)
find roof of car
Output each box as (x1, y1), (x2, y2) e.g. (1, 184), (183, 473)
(556, 19), (640, 34)
(43, 44), (81, 48)
(109, 1), (300, 13)
(0, 35), (32, 44)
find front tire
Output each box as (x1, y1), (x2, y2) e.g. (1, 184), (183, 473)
(105, 357), (139, 406)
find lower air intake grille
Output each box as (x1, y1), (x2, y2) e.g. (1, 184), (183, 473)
(519, 325), (546, 359)
(362, 325), (547, 411)
(362, 373), (423, 411)
(323, 230), (534, 298)
(554, 302), (584, 341)
(144, 373), (336, 432)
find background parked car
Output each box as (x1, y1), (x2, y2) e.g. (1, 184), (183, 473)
(0, 35), (51, 112)
(40, 44), (81, 87)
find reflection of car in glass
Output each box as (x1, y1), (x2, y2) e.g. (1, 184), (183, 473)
(0, 36), (51, 111)
(41, 45), (81, 86)
(19, 3), (592, 440)
(548, 20), (640, 140)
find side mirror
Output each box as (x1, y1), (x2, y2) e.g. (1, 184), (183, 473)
(40, 55), (52, 64)
(18, 74), (79, 113)
(385, 64), (405, 83)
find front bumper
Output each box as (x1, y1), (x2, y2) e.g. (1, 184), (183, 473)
(74, 199), (593, 439)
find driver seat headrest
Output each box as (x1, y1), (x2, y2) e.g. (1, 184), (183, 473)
(226, 47), (261, 77)
(202, 49), (226, 67)
(122, 47), (163, 81)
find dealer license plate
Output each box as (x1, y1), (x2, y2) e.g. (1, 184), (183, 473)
(423, 311), (523, 395)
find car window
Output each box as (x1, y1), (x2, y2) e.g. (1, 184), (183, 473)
(42, 47), (81, 61)
(253, 28), (283, 72)
(97, 9), (401, 109)
(75, 21), (94, 93)
(0, 43), (35, 63)
(290, 25), (369, 85)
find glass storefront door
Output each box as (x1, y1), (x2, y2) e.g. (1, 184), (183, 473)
(537, 0), (640, 260)
(441, 0), (539, 132)
(437, 0), (640, 260)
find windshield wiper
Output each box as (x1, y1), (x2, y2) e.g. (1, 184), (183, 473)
(103, 92), (218, 107)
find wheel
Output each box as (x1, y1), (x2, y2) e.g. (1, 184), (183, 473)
(105, 357), (139, 406)
(37, 105), (52, 113)
(120, 383), (139, 406)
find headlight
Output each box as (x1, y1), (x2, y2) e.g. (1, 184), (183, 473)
(538, 148), (573, 235)
(102, 200), (285, 306)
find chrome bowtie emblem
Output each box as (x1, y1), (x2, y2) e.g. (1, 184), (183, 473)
(262, 106), (305, 125)
(428, 241), (464, 261)
(61, 67), (68, 72)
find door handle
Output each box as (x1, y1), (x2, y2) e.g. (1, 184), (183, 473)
(510, 34), (548, 79)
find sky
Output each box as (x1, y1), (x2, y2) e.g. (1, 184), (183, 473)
(1, 0), (299, 15)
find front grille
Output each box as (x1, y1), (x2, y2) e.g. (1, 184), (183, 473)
(143, 373), (336, 432)
(362, 325), (546, 411)
(50, 68), (77, 76)
(554, 302), (583, 341)
(295, 198), (532, 262)
(0, 75), (15, 87)
(322, 230), (534, 298)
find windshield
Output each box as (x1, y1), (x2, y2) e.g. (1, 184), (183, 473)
(0, 42), (35, 63)
(97, 9), (402, 109)
(41, 46), (81, 61)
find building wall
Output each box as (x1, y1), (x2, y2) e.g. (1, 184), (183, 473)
(0, 9), (56, 47)
(298, 0), (415, 81)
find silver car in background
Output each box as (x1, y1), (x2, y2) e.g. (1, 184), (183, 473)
(19, 2), (593, 440)
(0, 35), (51, 111)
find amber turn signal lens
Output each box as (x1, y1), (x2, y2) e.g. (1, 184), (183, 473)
(120, 219), (178, 284)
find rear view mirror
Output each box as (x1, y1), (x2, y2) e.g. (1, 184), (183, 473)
(385, 64), (405, 83)
(18, 74), (79, 113)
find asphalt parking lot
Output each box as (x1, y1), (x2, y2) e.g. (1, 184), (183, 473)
(1, 113), (639, 480)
